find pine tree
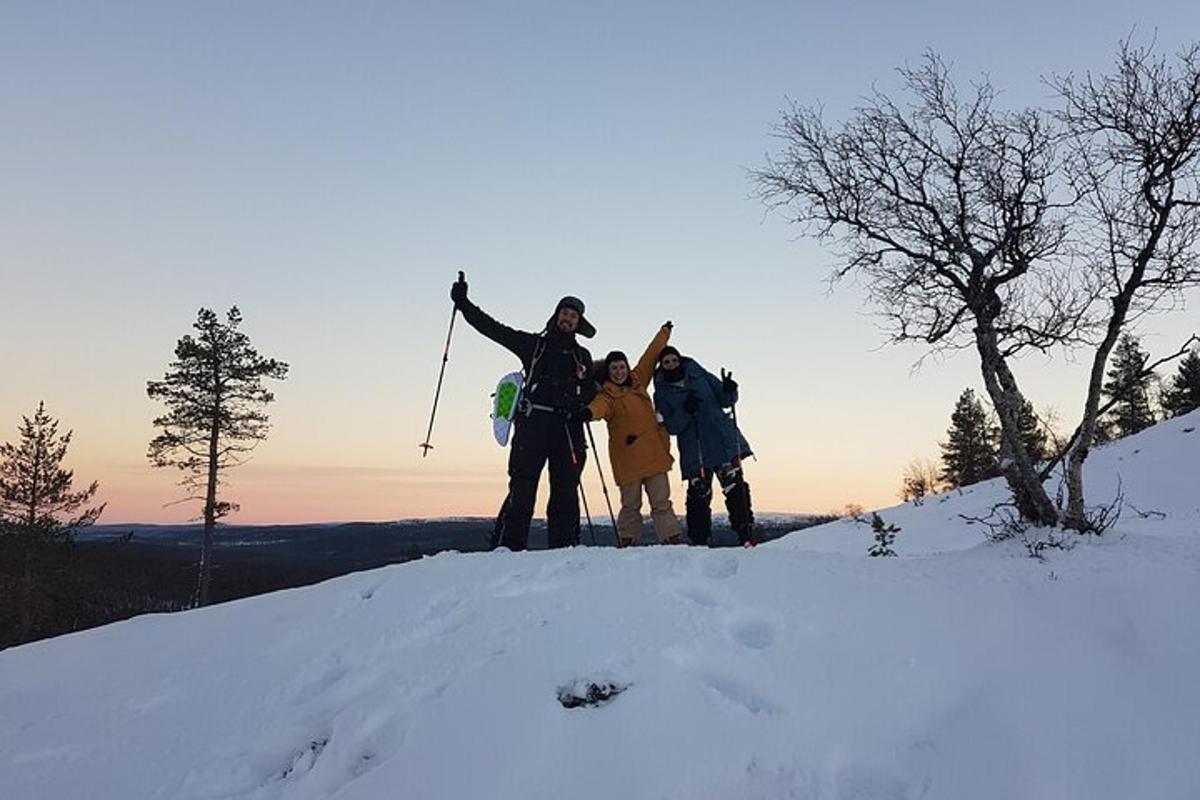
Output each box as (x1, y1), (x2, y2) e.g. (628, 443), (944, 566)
(147, 307), (288, 607)
(1014, 399), (1049, 464)
(1161, 348), (1200, 418)
(0, 402), (104, 644)
(939, 389), (999, 488)
(1101, 334), (1156, 439)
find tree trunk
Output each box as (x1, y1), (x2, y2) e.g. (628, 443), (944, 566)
(27, 439), (39, 528)
(1064, 133), (1182, 524)
(20, 543), (33, 642)
(1064, 305), (1130, 531)
(1064, 208), (1163, 530)
(197, 382), (221, 607)
(974, 320), (1059, 526)
(22, 446), (39, 638)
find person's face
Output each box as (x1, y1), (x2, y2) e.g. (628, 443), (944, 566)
(556, 307), (580, 333)
(660, 353), (680, 371)
(608, 360), (629, 384)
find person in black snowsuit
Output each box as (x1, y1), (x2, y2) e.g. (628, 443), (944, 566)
(653, 346), (755, 546)
(451, 276), (596, 550)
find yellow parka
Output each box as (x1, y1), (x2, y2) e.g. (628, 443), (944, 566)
(587, 325), (675, 486)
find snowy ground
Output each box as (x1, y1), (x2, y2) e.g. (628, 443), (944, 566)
(2, 413), (1198, 799)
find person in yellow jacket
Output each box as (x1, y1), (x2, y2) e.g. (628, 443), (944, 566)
(579, 322), (684, 546)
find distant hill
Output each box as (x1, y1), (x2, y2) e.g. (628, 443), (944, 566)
(81, 512), (830, 553)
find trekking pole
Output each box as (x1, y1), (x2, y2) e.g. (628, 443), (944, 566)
(722, 368), (755, 546)
(419, 270), (464, 457)
(577, 480), (596, 547)
(564, 423), (596, 546)
(721, 369), (740, 463)
(722, 367), (755, 462)
(585, 422), (621, 547)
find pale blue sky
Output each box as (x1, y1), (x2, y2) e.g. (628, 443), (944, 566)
(3, 2), (1198, 521)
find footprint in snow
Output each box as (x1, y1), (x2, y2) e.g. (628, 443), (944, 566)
(728, 616), (777, 650)
(278, 736), (329, 781)
(422, 592), (463, 621)
(834, 764), (912, 800)
(671, 581), (719, 608)
(701, 554), (740, 581)
(282, 656), (350, 705)
(701, 673), (780, 716)
(740, 758), (819, 799)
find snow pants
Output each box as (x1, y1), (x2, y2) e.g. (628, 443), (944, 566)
(492, 413), (586, 551)
(616, 473), (683, 546)
(685, 462), (754, 546)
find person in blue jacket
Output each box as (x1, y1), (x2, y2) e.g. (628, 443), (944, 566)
(653, 346), (755, 546)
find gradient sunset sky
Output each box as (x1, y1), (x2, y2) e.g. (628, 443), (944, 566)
(3, 1), (1198, 524)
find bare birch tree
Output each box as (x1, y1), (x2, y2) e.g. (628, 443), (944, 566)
(755, 54), (1087, 526)
(1053, 40), (1200, 531)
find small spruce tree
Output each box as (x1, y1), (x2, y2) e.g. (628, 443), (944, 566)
(939, 389), (1000, 488)
(868, 513), (899, 557)
(0, 402), (104, 643)
(0, 402), (104, 539)
(1101, 334), (1157, 439)
(1161, 348), (1200, 419)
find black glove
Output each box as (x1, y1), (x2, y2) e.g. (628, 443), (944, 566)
(721, 369), (738, 394)
(450, 276), (468, 307)
(684, 393), (701, 415)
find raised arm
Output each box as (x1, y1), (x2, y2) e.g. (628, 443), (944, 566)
(452, 278), (537, 365)
(703, 366), (738, 408)
(633, 323), (672, 387)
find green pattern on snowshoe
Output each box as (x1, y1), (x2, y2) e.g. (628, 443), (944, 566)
(495, 381), (520, 421)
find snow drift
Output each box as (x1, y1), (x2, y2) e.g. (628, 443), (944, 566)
(2, 412), (1199, 799)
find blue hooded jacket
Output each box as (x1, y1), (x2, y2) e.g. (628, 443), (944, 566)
(653, 358), (752, 479)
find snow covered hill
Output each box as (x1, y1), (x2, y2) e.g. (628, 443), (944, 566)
(2, 413), (1198, 799)
(784, 409), (1200, 559)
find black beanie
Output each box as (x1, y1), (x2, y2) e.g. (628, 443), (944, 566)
(605, 350), (630, 370)
(557, 296), (585, 316)
(657, 345), (684, 381)
(603, 351), (631, 384)
(550, 295), (596, 338)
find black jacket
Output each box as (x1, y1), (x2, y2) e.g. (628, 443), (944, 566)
(459, 299), (595, 410)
